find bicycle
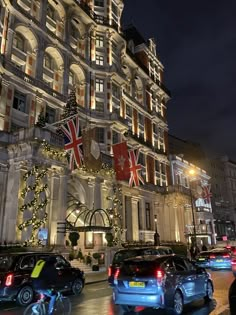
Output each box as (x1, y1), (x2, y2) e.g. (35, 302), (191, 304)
(23, 291), (71, 315)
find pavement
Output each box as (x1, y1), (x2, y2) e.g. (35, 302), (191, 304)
(84, 267), (108, 285)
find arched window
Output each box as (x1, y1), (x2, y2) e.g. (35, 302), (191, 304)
(44, 53), (54, 70)
(13, 33), (25, 51)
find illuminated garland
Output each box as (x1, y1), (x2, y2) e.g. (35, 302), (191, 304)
(41, 140), (68, 161)
(18, 166), (49, 243)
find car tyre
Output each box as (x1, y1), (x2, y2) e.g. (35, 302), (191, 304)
(173, 290), (184, 315)
(16, 285), (34, 306)
(204, 281), (213, 302)
(120, 305), (135, 312)
(72, 278), (83, 295)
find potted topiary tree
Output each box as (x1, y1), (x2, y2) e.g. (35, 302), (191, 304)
(92, 252), (101, 271)
(105, 232), (114, 247)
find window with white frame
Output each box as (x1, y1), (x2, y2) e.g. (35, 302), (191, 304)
(45, 105), (56, 124)
(95, 100), (104, 112)
(126, 104), (132, 117)
(112, 83), (120, 99)
(13, 33), (25, 51)
(112, 130), (119, 144)
(95, 78), (104, 92)
(145, 202), (151, 230)
(97, 127), (105, 143)
(111, 1), (119, 24)
(94, 0), (104, 7)
(13, 91), (26, 113)
(44, 53), (54, 70)
(139, 151), (146, 178)
(47, 4), (56, 20)
(71, 23), (79, 38)
(96, 55), (104, 66)
(96, 35), (104, 47)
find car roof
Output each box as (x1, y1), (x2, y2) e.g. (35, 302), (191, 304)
(115, 246), (172, 253)
(123, 254), (175, 263)
(0, 252), (58, 256)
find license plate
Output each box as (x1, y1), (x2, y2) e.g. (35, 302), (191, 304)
(198, 258), (205, 261)
(216, 259), (223, 262)
(129, 281), (145, 288)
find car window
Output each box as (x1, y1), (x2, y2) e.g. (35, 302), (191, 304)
(113, 250), (140, 264)
(20, 256), (35, 270)
(55, 255), (70, 268)
(184, 258), (196, 271)
(173, 257), (188, 271)
(0, 255), (14, 271)
(121, 260), (157, 277)
(162, 258), (175, 272)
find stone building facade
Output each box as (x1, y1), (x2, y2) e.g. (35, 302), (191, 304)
(0, 0), (173, 250)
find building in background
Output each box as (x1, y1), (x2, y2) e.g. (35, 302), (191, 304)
(168, 155), (216, 246)
(0, 0), (171, 249)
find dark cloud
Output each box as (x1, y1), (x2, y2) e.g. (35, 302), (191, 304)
(122, 0), (236, 159)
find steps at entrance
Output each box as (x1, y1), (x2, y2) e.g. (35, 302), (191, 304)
(70, 260), (93, 273)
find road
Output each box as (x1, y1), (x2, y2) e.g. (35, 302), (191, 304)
(0, 270), (234, 315)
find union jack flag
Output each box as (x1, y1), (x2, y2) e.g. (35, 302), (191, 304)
(60, 117), (83, 170)
(128, 149), (144, 187)
(202, 185), (212, 204)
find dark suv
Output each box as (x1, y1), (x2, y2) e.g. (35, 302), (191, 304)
(0, 252), (85, 306)
(108, 246), (174, 286)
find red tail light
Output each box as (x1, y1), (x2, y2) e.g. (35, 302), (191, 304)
(114, 268), (120, 280)
(223, 254), (230, 258)
(156, 269), (165, 283)
(210, 255), (216, 259)
(233, 250), (236, 256)
(5, 274), (13, 287)
(231, 260), (236, 265)
(108, 266), (112, 277)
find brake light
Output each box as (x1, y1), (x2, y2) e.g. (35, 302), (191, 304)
(210, 255), (216, 259)
(223, 254), (230, 258)
(5, 274), (13, 287)
(156, 269), (165, 283)
(114, 268), (120, 280)
(231, 260), (236, 265)
(108, 266), (112, 277)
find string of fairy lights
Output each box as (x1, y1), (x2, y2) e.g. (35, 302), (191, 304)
(18, 165), (48, 243)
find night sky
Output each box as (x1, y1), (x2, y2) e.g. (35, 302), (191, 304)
(122, 1), (236, 159)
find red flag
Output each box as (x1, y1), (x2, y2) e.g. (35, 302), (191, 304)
(112, 142), (130, 180)
(129, 149), (145, 187)
(202, 185), (212, 203)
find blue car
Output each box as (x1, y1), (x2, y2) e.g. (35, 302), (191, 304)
(195, 251), (213, 268)
(209, 249), (232, 270)
(113, 255), (213, 315)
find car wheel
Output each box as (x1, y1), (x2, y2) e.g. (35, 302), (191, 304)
(120, 305), (135, 312)
(72, 278), (83, 295)
(204, 281), (213, 302)
(16, 285), (34, 306)
(173, 290), (184, 315)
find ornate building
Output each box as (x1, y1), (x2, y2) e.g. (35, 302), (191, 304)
(0, 0), (170, 249)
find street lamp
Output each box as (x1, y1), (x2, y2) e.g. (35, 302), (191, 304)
(189, 169), (197, 245)
(154, 214), (160, 246)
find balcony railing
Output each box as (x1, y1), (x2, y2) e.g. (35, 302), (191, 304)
(0, 127), (64, 147)
(2, 57), (67, 102)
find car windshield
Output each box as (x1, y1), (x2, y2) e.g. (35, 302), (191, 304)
(0, 255), (14, 271)
(113, 250), (144, 264)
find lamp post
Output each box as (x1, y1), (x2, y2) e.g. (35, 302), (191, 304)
(154, 214), (160, 246)
(189, 169), (197, 245)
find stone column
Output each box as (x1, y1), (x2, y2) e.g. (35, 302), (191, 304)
(5, 29), (14, 59)
(131, 197), (139, 241)
(35, 41), (45, 81)
(3, 160), (22, 242)
(39, 0), (47, 30)
(0, 163), (9, 242)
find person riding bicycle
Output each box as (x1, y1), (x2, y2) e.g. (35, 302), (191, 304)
(30, 256), (59, 315)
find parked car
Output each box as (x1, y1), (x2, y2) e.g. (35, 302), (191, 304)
(229, 278), (236, 314)
(231, 258), (236, 276)
(0, 252), (85, 306)
(209, 248), (232, 270)
(113, 254), (214, 315)
(108, 246), (174, 286)
(195, 250), (213, 268)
